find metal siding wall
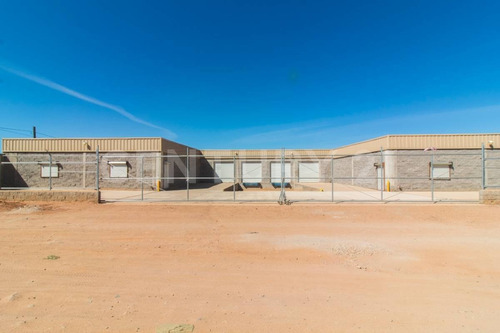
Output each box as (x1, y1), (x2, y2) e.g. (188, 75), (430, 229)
(332, 137), (389, 156)
(2, 138), (163, 152)
(3, 134), (499, 154)
(389, 134), (500, 150)
(201, 149), (333, 158)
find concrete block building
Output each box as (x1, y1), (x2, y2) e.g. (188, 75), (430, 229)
(201, 134), (500, 191)
(1, 133), (499, 192)
(0, 137), (200, 190)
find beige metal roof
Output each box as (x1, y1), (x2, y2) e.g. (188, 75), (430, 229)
(3, 133), (498, 154)
(387, 134), (500, 150)
(332, 136), (390, 156)
(2, 138), (164, 153)
(332, 134), (500, 155)
(200, 149), (334, 158)
(202, 134), (499, 157)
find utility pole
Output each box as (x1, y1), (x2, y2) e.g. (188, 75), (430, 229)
(33, 126), (36, 138)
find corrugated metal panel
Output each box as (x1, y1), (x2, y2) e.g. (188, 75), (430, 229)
(2, 138), (163, 152)
(388, 134), (500, 150)
(3, 134), (499, 154)
(332, 134), (500, 154)
(201, 134), (499, 157)
(332, 136), (390, 156)
(200, 149), (278, 157)
(200, 149), (333, 157)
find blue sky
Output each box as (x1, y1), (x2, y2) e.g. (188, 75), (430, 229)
(1, 0), (500, 151)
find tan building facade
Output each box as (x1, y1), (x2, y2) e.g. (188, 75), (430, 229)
(1, 134), (499, 191)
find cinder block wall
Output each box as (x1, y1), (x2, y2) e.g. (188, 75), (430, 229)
(97, 151), (198, 189)
(392, 150), (483, 191)
(0, 151), (203, 190)
(325, 149), (488, 191)
(1, 152), (163, 190)
(1, 153), (95, 189)
(98, 152), (160, 189)
(332, 153), (381, 189)
(3, 149), (496, 191)
(485, 150), (500, 188)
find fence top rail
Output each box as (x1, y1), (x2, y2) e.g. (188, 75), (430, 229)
(0, 161), (97, 165)
(94, 151), (485, 159)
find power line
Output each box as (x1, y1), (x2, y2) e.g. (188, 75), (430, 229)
(0, 126), (33, 134)
(37, 131), (56, 138)
(0, 128), (32, 137)
(0, 127), (56, 138)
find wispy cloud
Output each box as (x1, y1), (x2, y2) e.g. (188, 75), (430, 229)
(230, 104), (500, 148)
(0, 65), (176, 138)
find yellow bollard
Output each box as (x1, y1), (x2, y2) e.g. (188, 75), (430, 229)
(386, 180), (390, 192)
(157, 180), (161, 192)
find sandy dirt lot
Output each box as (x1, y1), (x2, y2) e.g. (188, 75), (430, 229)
(1, 201), (500, 332)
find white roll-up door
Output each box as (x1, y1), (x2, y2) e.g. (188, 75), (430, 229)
(299, 162), (319, 183)
(109, 161), (128, 178)
(242, 162), (262, 183)
(270, 162), (291, 183)
(214, 162), (234, 183)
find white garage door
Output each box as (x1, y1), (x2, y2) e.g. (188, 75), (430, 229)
(242, 162), (262, 183)
(299, 162), (319, 183)
(214, 162), (234, 183)
(271, 162), (291, 183)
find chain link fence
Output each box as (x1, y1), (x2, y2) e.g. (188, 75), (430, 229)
(0, 152), (97, 190)
(1, 147), (496, 203)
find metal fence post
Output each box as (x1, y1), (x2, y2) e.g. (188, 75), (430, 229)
(82, 153), (86, 189)
(96, 145), (100, 191)
(331, 156), (334, 202)
(380, 147), (384, 201)
(186, 148), (190, 201)
(141, 156), (144, 201)
(431, 153), (435, 202)
(281, 148), (285, 198)
(481, 143), (486, 189)
(233, 155), (236, 201)
(278, 148), (287, 204)
(49, 153), (53, 190)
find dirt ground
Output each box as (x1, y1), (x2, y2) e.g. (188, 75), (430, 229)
(1, 201), (500, 332)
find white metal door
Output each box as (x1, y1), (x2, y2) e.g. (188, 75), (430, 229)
(271, 162), (291, 184)
(377, 166), (385, 190)
(242, 162), (262, 183)
(299, 162), (319, 183)
(162, 162), (172, 189)
(214, 162), (234, 183)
